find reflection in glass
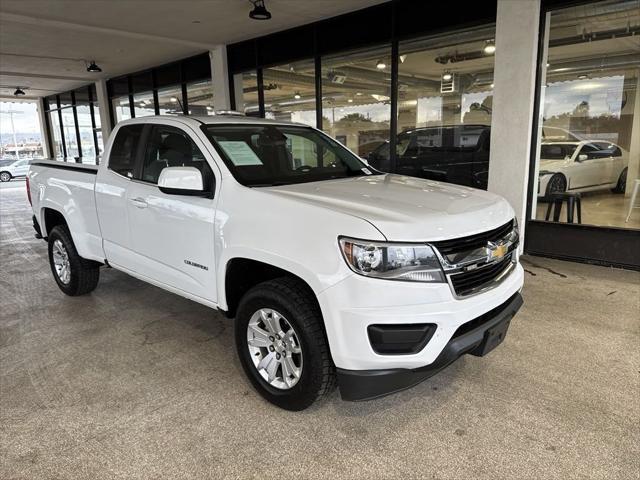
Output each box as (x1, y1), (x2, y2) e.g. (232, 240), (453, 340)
(76, 104), (96, 159)
(133, 91), (155, 118)
(367, 26), (496, 189)
(186, 80), (215, 115)
(157, 86), (184, 115)
(49, 111), (63, 158)
(112, 96), (131, 123)
(533, 0), (640, 230)
(322, 46), (392, 158)
(233, 71), (259, 116)
(61, 108), (79, 158)
(263, 60), (316, 126)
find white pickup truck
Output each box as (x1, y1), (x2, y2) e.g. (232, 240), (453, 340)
(28, 115), (524, 410)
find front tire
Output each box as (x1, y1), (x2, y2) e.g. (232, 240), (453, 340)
(611, 167), (627, 194)
(0, 171), (11, 182)
(234, 277), (335, 411)
(48, 225), (100, 296)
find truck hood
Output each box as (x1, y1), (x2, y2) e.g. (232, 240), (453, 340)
(264, 174), (514, 241)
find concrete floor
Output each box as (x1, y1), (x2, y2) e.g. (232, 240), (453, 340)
(1, 178), (639, 480)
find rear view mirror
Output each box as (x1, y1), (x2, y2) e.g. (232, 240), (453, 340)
(158, 166), (209, 196)
(577, 154), (588, 162)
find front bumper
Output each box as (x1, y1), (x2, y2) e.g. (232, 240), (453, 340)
(337, 292), (523, 401)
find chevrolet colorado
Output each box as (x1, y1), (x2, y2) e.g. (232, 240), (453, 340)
(28, 115), (523, 410)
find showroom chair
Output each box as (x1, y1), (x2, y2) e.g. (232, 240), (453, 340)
(626, 179), (640, 223)
(545, 192), (582, 224)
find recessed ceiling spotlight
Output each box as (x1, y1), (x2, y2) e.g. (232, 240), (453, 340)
(577, 74), (589, 80)
(294, 91), (301, 99)
(14, 87), (26, 96)
(170, 97), (178, 102)
(442, 71), (453, 81)
(356, 92), (363, 96)
(86, 61), (102, 73)
(249, 0), (271, 20)
(347, 98), (353, 103)
(376, 60), (386, 70)
(490, 83), (494, 89)
(483, 40), (496, 55)
(399, 55), (407, 63)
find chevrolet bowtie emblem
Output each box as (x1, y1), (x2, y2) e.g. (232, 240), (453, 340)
(487, 242), (508, 261)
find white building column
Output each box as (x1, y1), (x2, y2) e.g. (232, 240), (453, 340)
(94, 79), (112, 140)
(36, 97), (50, 159)
(625, 73), (640, 196)
(488, 0), (542, 240)
(209, 46), (231, 110)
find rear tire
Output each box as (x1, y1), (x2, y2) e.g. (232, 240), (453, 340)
(0, 171), (11, 182)
(234, 277), (336, 411)
(611, 167), (627, 194)
(48, 225), (100, 296)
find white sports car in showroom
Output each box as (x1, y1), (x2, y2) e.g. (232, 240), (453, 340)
(538, 140), (628, 198)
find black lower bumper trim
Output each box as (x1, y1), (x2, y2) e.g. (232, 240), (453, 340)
(337, 292), (523, 401)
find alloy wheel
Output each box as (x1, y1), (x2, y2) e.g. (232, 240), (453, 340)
(246, 308), (303, 389)
(52, 239), (71, 284)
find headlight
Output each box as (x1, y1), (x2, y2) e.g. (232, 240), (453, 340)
(339, 238), (445, 282)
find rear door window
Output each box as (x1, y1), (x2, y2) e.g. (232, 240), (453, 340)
(108, 125), (144, 178)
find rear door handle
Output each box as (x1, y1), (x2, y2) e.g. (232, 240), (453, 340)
(130, 197), (148, 209)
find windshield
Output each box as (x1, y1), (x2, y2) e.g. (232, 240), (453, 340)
(201, 124), (380, 187)
(540, 143), (579, 160)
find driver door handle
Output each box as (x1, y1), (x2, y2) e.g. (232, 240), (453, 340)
(130, 197), (148, 209)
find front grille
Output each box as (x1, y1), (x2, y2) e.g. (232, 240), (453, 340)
(431, 220), (514, 256)
(449, 255), (514, 297)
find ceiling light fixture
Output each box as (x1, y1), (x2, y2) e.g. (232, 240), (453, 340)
(442, 71), (453, 81)
(577, 74), (589, 80)
(294, 91), (301, 99)
(347, 98), (353, 103)
(14, 87), (26, 96)
(87, 61), (102, 73)
(483, 40), (496, 55)
(376, 60), (386, 70)
(249, 0), (271, 20)
(399, 55), (407, 63)
(170, 97), (178, 102)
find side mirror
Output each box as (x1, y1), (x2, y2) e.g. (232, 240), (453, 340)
(577, 154), (588, 162)
(158, 166), (209, 196)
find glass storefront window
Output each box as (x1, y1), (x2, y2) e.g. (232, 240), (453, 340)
(60, 108), (79, 158)
(186, 80), (214, 115)
(533, 0), (640, 230)
(157, 86), (184, 115)
(133, 92), (156, 118)
(263, 60), (316, 126)
(49, 111), (63, 158)
(233, 71), (260, 116)
(322, 46), (392, 159)
(365, 26), (496, 189)
(92, 102), (104, 156)
(76, 104), (96, 159)
(112, 96), (131, 123)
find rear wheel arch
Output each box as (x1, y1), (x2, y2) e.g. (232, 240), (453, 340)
(42, 208), (68, 237)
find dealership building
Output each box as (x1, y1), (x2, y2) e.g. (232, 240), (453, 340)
(1, 0), (638, 268)
(0, 0), (639, 478)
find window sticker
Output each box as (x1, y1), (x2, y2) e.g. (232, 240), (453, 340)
(361, 167), (372, 175)
(218, 141), (263, 166)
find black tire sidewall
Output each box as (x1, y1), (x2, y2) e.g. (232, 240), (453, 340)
(234, 283), (327, 410)
(0, 172), (11, 182)
(48, 226), (82, 295)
